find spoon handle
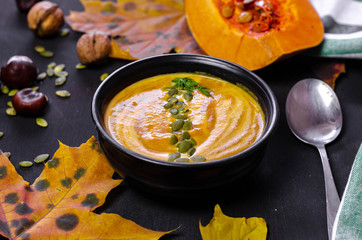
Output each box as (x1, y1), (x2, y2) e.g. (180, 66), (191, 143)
(317, 146), (341, 240)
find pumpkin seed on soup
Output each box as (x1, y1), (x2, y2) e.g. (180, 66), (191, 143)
(187, 147), (196, 156)
(167, 97), (178, 103)
(191, 156), (206, 162)
(169, 108), (178, 115)
(183, 120), (192, 130)
(168, 152), (180, 161)
(184, 92), (193, 101)
(171, 119), (184, 131)
(168, 88), (178, 96)
(164, 102), (174, 109)
(169, 134), (178, 145)
(181, 131), (190, 140)
(174, 157), (189, 162)
(178, 140), (193, 153)
(174, 114), (187, 120)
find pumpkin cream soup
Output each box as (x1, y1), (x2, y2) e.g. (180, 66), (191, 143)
(104, 73), (265, 162)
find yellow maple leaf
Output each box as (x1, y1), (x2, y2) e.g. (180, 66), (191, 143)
(200, 204), (267, 240)
(0, 137), (171, 239)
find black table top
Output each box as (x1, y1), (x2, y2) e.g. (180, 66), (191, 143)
(1, 1), (361, 239)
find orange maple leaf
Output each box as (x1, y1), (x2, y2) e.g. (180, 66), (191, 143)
(65, 0), (203, 60)
(0, 137), (170, 239)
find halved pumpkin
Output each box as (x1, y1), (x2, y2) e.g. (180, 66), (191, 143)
(185, 0), (324, 71)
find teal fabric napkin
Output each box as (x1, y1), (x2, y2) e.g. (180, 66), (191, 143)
(332, 144), (362, 240)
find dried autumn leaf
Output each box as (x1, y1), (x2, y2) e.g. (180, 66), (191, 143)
(0, 136), (170, 239)
(200, 204), (267, 240)
(65, 0), (203, 60)
(310, 59), (346, 89)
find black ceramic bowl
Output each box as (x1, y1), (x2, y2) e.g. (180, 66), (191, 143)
(92, 54), (278, 193)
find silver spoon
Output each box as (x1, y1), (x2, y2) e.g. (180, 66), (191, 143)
(286, 78), (342, 240)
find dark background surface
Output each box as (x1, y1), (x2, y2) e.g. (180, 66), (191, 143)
(1, 1), (361, 239)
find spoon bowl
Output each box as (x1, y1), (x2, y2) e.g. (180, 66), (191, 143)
(286, 78), (342, 239)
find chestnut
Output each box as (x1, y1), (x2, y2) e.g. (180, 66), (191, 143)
(12, 88), (47, 116)
(1, 56), (38, 89)
(15, 0), (41, 12)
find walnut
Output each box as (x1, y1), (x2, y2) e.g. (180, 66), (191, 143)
(27, 1), (64, 37)
(76, 32), (111, 65)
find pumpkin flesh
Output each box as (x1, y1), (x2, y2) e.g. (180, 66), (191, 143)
(185, 0), (324, 70)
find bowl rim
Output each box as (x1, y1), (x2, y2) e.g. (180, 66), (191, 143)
(92, 53), (279, 168)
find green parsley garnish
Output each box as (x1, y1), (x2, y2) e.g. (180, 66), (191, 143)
(171, 77), (212, 97)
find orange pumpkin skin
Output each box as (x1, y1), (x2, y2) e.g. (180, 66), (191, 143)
(185, 0), (324, 71)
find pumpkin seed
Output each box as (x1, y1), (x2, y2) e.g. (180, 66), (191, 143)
(177, 101), (185, 107)
(56, 90), (71, 97)
(34, 153), (49, 163)
(191, 156), (206, 162)
(8, 89), (18, 97)
(55, 76), (66, 86)
(0, 132), (3, 138)
(4, 152), (11, 158)
(40, 50), (54, 58)
(169, 134), (178, 145)
(54, 71), (68, 77)
(178, 140), (192, 153)
(32, 86), (39, 91)
(168, 88), (178, 96)
(36, 118), (48, 127)
(169, 108), (178, 115)
(37, 72), (47, 80)
(75, 63), (86, 69)
(100, 73), (109, 81)
(1, 85), (9, 94)
(34, 45), (45, 53)
(183, 120), (192, 130)
(187, 147), (196, 156)
(54, 64), (65, 73)
(6, 108), (16, 116)
(190, 138), (197, 146)
(174, 158), (189, 162)
(178, 106), (189, 113)
(238, 11), (253, 23)
(19, 161), (33, 167)
(46, 68), (54, 77)
(171, 119), (184, 131)
(167, 97), (178, 103)
(7, 101), (13, 108)
(184, 92), (193, 101)
(174, 114), (187, 120)
(164, 102), (174, 109)
(60, 28), (70, 36)
(221, 5), (234, 18)
(168, 152), (180, 161)
(48, 62), (56, 68)
(181, 131), (190, 140)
